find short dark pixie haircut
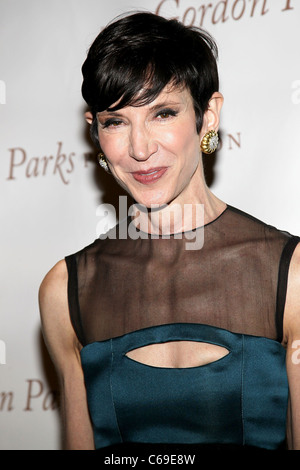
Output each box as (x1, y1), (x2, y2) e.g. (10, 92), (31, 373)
(81, 12), (219, 147)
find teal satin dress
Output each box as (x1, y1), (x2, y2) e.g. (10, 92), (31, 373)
(65, 205), (299, 450)
(80, 323), (288, 450)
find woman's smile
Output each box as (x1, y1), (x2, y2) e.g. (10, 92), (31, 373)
(131, 167), (168, 185)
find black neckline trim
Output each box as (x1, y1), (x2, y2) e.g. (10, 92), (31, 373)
(127, 204), (229, 237)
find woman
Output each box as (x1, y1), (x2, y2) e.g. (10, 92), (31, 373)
(39, 12), (300, 451)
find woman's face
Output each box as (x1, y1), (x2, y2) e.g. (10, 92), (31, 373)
(95, 86), (209, 208)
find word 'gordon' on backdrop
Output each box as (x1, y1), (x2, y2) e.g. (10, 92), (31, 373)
(155, 0), (294, 26)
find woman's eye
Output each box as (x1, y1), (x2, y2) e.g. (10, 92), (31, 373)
(103, 119), (122, 128)
(159, 112), (171, 119)
(156, 109), (178, 120)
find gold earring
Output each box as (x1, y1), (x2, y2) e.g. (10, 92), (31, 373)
(98, 152), (110, 173)
(200, 130), (219, 154)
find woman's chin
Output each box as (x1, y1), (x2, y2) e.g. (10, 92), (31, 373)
(132, 197), (171, 211)
(127, 188), (171, 210)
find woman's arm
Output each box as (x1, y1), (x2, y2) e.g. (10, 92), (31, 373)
(283, 243), (300, 449)
(39, 260), (95, 450)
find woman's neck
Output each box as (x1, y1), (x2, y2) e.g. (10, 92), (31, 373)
(131, 184), (226, 236)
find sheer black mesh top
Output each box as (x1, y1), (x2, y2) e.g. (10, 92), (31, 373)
(65, 205), (299, 347)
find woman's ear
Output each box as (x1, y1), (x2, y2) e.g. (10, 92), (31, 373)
(202, 92), (224, 135)
(85, 111), (93, 125)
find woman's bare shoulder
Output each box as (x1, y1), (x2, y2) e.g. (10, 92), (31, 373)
(39, 260), (69, 324)
(40, 258), (68, 288)
(283, 242), (300, 344)
(39, 260), (80, 375)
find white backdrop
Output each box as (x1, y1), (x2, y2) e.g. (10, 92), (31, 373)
(0, 0), (299, 450)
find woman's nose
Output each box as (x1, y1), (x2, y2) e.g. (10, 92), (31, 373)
(128, 124), (158, 161)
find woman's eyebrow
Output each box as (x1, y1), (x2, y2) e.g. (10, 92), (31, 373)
(96, 101), (182, 119)
(97, 110), (123, 119)
(149, 101), (181, 112)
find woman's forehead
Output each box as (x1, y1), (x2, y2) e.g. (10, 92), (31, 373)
(104, 84), (192, 113)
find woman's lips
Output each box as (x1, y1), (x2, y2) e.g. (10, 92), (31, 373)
(131, 167), (168, 184)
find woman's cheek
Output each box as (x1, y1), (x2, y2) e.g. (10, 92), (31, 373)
(100, 136), (126, 165)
